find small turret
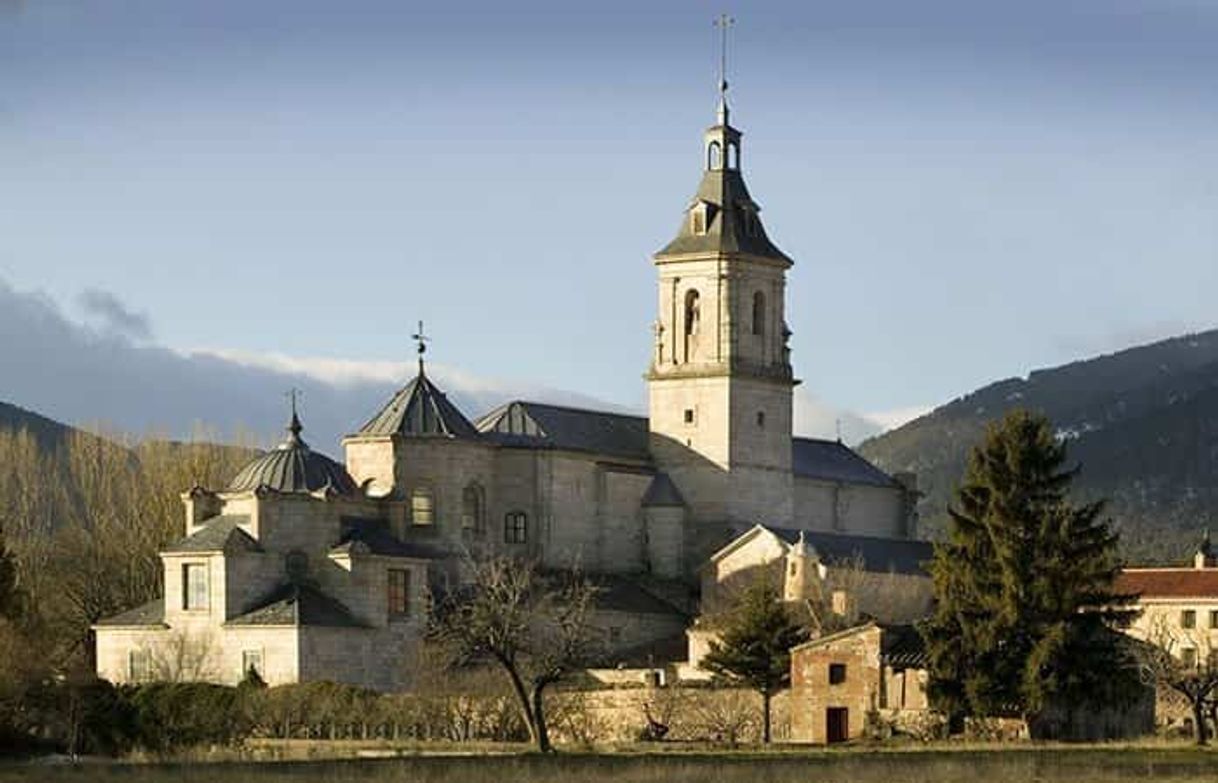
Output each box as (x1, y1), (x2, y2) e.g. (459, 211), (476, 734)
(1195, 530), (1214, 570)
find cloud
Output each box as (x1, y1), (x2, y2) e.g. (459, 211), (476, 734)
(76, 288), (153, 341)
(0, 278), (627, 454)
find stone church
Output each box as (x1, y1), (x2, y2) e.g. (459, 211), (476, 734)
(94, 86), (921, 691)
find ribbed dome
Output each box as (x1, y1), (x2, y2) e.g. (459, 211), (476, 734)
(228, 413), (357, 495)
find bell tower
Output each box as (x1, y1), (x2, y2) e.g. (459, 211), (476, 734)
(648, 32), (797, 539)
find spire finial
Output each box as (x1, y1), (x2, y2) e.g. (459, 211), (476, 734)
(412, 320), (430, 375)
(714, 13), (735, 124)
(285, 387), (303, 443)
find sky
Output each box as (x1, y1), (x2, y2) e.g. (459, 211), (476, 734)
(3, 0), (1218, 448)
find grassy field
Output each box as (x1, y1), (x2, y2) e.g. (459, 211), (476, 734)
(4, 746), (1218, 783)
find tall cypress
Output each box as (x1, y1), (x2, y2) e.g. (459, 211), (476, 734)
(921, 410), (1133, 727)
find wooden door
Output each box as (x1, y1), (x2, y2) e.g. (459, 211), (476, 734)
(826, 707), (849, 744)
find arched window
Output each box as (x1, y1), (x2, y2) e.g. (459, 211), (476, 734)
(410, 487), (434, 526)
(727, 142), (739, 169)
(461, 483), (485, 534)
(752, 291), (766, 336)
(504, 511), (528, 544)
(707, 141), (722, 170)
(683, 289), (701, 363)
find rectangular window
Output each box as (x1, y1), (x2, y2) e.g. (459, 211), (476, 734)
(411, 489), (434, 526)
(128, 649), (151, 683)
(183, 563), (209, 610)
(1182, 610), (1197, 629)
(828, 662), (847, 685)
(387, 568), (410, 618)
(1209, 610), (1218, 629)
(504, 512), (528, 544)
(683, 408), (695, 424)
(1182, 648), (1198, 669)
(242, 649), (264, 678)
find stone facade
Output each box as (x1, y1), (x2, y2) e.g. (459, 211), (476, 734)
(93, 90), (923, 694)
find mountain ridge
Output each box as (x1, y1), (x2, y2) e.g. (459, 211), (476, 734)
(858, 328), (1218, 562)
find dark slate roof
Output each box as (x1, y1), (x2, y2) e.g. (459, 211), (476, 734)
(334, 518), (445, 560)
(655, 151), (791, 263)
(880, 624), (928, 669)
(96, 598), (165, 627)
(792, 437), (899, 488)
(226, 583), (365, 628)
(590, 575), (688, 617)
(228, 414), (358, 495)
(641, 472), (685, 508)
(357, 368), (480, 440)
(770, 528), (932, 576)
(476, 401), (651, 462)
(162, 515), (260, 554)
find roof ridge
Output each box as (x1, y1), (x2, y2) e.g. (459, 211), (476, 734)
(497, 399), (646, 421)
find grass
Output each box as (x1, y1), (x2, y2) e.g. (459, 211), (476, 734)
(4, 744), (1218, 783)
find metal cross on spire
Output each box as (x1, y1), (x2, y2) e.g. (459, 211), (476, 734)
(714, 13), (735, 98)
(412, 320), (429, 374)
(285, 387), (303, 440)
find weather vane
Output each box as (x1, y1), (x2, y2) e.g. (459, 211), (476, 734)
(285, 387), (303, 438)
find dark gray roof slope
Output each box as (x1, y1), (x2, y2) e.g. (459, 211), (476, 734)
(656, 166), (791, 262)
(793, 437), (898, 488)
(162, 515), (260, 554)
(226, 583), (365, 628)
(357, 369), (480, 439)
(771, 528), (932, 576)
(641, 472), (685, 508)
(476, 401), (651, 462)
(96, 598), (165, 627)
(334, 518), (445, 560)
(228, 414), (357, 495)
(590, 575), (688, 617)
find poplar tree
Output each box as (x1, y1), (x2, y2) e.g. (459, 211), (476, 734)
(921, 410), (1134, 729)
(701, 580), (808, 744)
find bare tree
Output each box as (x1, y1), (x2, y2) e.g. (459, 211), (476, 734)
(429, 557), (599, 753)
(1134, 615), (1218, 745)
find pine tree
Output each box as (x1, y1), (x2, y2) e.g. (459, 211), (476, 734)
(920, 410), (1134, 730)
(701, 580), (808, 743)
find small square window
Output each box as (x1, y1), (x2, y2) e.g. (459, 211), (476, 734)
(684, 409), (695, 424)
(128, 649), (152, 683)
(828, 663), (847, 685)
(1183, 610), (1197, 629)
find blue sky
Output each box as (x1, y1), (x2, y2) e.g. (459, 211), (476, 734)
(3, 0), (1218, 444)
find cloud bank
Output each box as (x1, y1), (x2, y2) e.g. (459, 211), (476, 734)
(0, 279), (910, 456)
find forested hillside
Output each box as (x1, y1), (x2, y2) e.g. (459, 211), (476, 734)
(859, 330), (1218, 562)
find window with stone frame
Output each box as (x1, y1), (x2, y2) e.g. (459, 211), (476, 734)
(242, 649), (264, 679)
(1182, 609), (1197, 629)
(387, 568), (410, 619)
(461, 483), (486, 534)
(128, 649), (152, 682)
(504, 511), (528, 544)
(828, 662), (847, 685)
(410, 488), (435, 526)
(183, 562), (209, 610)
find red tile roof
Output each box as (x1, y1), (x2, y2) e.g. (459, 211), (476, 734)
(1115, 568), (1218, 599)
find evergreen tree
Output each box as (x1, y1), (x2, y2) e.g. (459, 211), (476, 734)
(701, 580), (808, 743)
(920, 410), (1134, 730)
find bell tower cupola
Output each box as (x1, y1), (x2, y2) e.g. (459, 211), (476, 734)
(647, 19), (798, 541)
